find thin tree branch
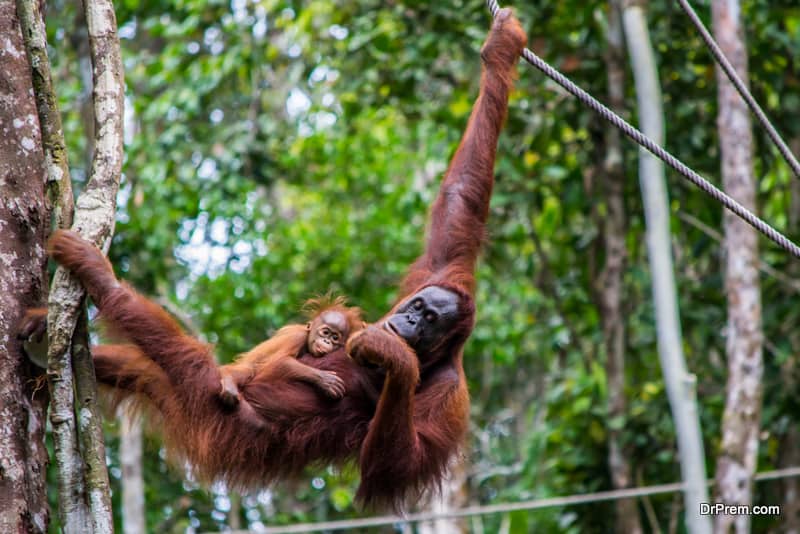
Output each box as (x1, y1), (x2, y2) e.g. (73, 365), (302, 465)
(68, 0), (126, 531)
(636, 466), (663, 534)
(15, 0), (74, 229)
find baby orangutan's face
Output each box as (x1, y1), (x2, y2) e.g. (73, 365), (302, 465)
(307, 311), (349, 357)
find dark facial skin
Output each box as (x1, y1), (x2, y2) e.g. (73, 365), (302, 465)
(385, 286), (460, 353)
(307, 311), (350, 357)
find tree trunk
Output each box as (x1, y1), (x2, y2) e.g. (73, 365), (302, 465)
(782, 136), (800, 534)
(619, 2), (711, 533)
(228, 493), (242, 530)
(778, 426), (800, 534)
(711, 2), (763, 533)
(418, 460), (468, 534)
(598, 3), (641, 533)
(120, 409), (145, 534)
(0, 1), (51, 531)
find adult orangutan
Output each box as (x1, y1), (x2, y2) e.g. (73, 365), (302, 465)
(23, 10), (526, 509)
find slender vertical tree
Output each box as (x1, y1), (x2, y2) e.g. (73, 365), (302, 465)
(120, 409), (145, 534)
(618, 1), (711, 532)
(418, 462), (468, 534)
(597, 3), (642, 533)
(711, 1), (763, 532)
(781, 137), (800, 534)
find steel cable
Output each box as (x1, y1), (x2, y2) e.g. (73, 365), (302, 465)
(486, 0), (800, 259)
(676, 0), (800, 179)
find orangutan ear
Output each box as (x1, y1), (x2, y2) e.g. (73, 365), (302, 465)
(305, 322), (311, 331)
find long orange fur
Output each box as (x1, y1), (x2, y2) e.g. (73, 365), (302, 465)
(33, 11), (526, 511)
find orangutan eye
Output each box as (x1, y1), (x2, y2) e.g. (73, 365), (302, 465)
(424, 312), (437, 323)
(331, 333), (340, 341)
(413, 300), (424, 310)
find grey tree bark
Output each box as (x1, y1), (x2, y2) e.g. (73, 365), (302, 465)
(16, 0), (93, 529)
(779, 427), (800, 534)
(782, 137), (800, 534)
(598, 3), (641, 533)
(120, 408), (145, 534)
(418, 461), (468, 534)
(619, 2), (711, 533)
(0, 1), (51, 531)
(16, 0), (124, 530)
(711, 1), (763, 533)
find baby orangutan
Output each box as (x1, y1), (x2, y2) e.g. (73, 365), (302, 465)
(17, 295), (362, 408)
(217, 298), (362, 407)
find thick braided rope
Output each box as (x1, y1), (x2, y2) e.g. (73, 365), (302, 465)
(676, 0), (800, 179)
(486, 0), (800, 259)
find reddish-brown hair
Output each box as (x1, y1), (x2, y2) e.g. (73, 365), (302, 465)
(43, 9), (526, 512)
